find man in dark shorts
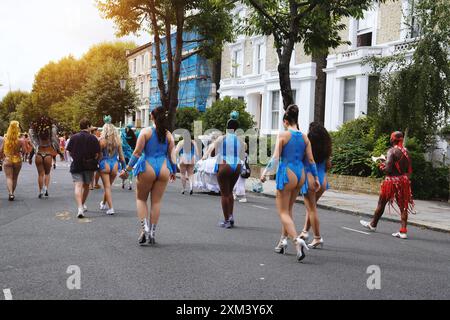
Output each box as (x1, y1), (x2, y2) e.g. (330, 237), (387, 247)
(66, 118), (101, 218)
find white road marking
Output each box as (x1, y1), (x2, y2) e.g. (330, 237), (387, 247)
(252, 205), (269, 210)
(260, 264), (265, 267)
(260, 278), (265, 280)
(3, 288), (12, 300)
(341, 227), (371, 235)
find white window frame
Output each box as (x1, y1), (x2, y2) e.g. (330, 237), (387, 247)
(252, 38), (266, 75)
(271, 90), (280, 130)
(343, 78), (356, 123)
(231, 43), (244, 78)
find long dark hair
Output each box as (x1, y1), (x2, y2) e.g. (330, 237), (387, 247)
(151, 107), (169, 143)
(31, 115), (53, 140)
(283, 104), (299, 128)
(308, 122), (332, 164)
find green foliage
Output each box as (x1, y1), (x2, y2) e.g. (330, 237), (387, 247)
(241, 0), (381, 108)
(330, 141), (372, 177)
(201, 97), (255, 132)
(97, 0), (235, 129)
(75, 60), (137, 127)
(0, 91), (30, 133)
(175, 107), (202, 132)
(407, 140), (449, 200)
(330, 119), (449, 200)
(364, 0), (450, 146)
(370, 134), (390, 177)
(12, 41), (137, 132)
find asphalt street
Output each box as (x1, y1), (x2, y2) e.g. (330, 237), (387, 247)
(0, 161), (449, 300)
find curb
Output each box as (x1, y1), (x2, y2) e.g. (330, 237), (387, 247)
(247, 189), (450, 234)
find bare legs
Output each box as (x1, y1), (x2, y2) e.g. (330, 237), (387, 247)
(302, 174), (325, 239)
(179, 163), (194, 193)
(100, 163), (118, 210)
(74, 182), (90, 208)
(4, 160), (22, 198)
(217, 164), (241, 222)
(276, 168), (304, 241)
(35, 154), (52, 196)
(136, 161), (170, 242)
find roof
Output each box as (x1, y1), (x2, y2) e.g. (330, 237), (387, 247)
(126, 42), (152, 57)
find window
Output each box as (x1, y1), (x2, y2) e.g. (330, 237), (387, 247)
(133, 58), (137, 74)
(271, 91), (280, 130)
(140, 82), (144, 100)
(343, 79), (356, 123)
(357, 33), (372, 47)
(291, 90), (297, 105)
(237, 96), (245, 101)
(409, 0), (421, 38)
(232, 49), (243, 78)
(356, 8), (376, 47)
(141, 55), (145, 72)
(256, 43), (264, 74)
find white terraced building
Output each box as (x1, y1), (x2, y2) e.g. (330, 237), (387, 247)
(219, 0), (421, 135)
(125, 43), (152, 129)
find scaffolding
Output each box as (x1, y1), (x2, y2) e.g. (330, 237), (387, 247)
(150, 31), (212, 112)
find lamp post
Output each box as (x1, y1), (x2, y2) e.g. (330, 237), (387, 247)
(119, 79), (127, 127)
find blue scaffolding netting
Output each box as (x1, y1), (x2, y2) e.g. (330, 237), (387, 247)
(150, 31), (212, 112)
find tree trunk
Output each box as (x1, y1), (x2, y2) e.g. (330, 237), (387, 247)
(277, 38), (295, 110)
(312, 50), (328, 124)
(167, 5), (185, 132)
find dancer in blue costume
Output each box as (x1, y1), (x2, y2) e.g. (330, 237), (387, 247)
(260, 105), (320, 262)
(202, 111), (244, 228)
(300, 122), (332, 249)
(98, 116), (126, 215)
(120, 124), (137, 190)
(125, 107), (177, 245)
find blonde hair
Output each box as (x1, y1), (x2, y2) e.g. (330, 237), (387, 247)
(100, 123), (121, 157)
(4, 121), (20, 155)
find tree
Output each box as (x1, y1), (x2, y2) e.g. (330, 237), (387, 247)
(0, 91), (30, 133)
(365, 0), (450, 146)
(241, 0), (381, 111)
(32, 55), (87, 111)
(175, 107), (201, 132)
(72, 60), (138, 127)
(202, 97), (255, 132)
(97, 0), (236, 130)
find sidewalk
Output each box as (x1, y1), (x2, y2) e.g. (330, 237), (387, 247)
(245, 178), (450, 233)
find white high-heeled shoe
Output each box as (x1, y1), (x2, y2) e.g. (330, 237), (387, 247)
(294, 237), (309, 262)
(274, 237), (288, 254)
(308, 237), (324, 249)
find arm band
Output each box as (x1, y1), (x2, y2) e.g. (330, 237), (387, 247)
(120, 161), (127, 170)
(309, 163), (318, 178)
(127, 154), (139, 169)
(171, 161), (177, 174)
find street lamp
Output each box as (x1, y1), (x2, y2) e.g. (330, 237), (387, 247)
(119, 79), (128, 128)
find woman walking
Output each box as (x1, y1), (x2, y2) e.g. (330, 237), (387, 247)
(203, 112), (244, 228)
(1, 121), (23, 200)
(300, 122), (332, 249)
(124, 107), (176, 245)
(175, 135), (199, 195)
(260, 105), (320, 262)
(98, 116), (126, 215)
(29, 116), (60, 198)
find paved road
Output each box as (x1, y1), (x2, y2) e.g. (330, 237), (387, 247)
(0, 162), (449, 300)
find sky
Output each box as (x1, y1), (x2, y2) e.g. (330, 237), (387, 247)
(0, 0), (149, 99)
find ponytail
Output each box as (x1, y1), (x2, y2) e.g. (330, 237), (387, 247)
(152, 107), (169, 143)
